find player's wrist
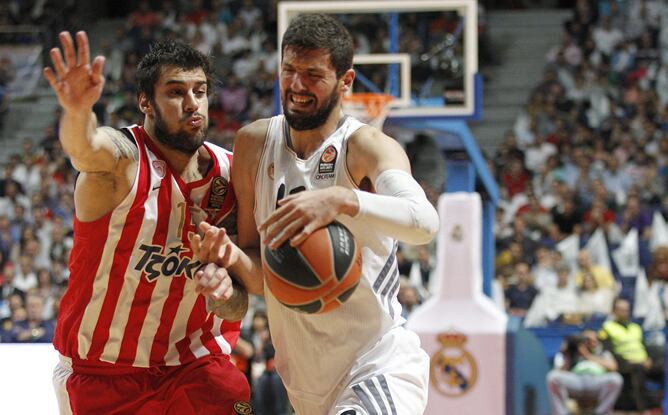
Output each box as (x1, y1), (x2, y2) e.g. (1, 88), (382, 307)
(206, 281), (248, 322)
(338, 187), (359, 217)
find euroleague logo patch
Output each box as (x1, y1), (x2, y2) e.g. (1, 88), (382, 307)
(233, 401), (254, 414)
(318, 145), (337, 174)
(207, 176), (228, 210)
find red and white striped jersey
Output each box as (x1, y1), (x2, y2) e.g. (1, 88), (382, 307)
(54, 125), (239, 368)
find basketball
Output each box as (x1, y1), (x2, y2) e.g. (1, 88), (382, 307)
(262, 221), (362, 314)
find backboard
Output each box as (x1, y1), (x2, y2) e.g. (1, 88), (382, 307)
(277, 0), (480, 120)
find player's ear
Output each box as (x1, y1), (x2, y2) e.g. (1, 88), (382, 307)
(340, 69), (355, 94)
(138, 92), (153, 117)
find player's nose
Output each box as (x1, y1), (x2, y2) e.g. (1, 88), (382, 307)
(183, 90), (199, 112)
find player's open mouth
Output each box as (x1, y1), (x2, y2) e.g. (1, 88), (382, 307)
(290, 95), (314, 106)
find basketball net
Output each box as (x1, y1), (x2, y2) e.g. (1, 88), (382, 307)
(342, 93), (394, 129)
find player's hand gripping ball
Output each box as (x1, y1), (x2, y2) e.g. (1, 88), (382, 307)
(262, 221), (362, 313)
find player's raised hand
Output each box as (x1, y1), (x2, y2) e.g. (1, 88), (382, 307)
(43, 31), (106, 113)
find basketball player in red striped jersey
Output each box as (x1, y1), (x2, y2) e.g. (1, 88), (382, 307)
(195, 14), (440, 415)
(43, 31), (259, 414)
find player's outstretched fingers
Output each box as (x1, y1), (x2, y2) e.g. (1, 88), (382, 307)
(200, 224), (221, 263)
(49, 47), (67, 79)
(198, 263), (226, 296)
(59, 31), (76, 69)
(210, 268), (233, 301)
(91, 56), (106, 84)
(289, 224), (315, 247)
(194, 269), (206, 294)
(194, 263), (215, 295)
(76, 31), (90, 67)
(219, 239), (237, 268)
(268, 216), (305, 249)
(199, 223), (230, 265)
(43, 67), (59, 91)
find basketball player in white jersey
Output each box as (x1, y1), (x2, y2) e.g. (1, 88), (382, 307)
(43, 31), (259, 414)
(194, 13), (440, 415)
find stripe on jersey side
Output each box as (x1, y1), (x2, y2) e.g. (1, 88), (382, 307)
(385, 273), (401, 320)
(78, 128), (150, 360)
(57, 212), (112, 358)
(352, 376), (397, 415)
(364, 379), (388, 415)
(352, 384), (380, 415)
(372, 243), (398, 293)
(377, 375), (397, 415)
(379, 268), (399, 300)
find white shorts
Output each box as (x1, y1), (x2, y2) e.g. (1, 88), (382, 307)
(289, 327), (429, 415)
(52, 356), (74, 415)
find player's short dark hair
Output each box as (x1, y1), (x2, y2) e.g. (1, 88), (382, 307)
(136, 40), (214, 100)
(281, 13), (353, 78)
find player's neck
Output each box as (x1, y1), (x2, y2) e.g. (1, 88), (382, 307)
(288, 109), (344, 159)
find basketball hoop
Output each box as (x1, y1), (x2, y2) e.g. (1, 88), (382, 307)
(342, 93), (394, 129)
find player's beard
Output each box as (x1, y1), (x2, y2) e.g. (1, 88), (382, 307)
(152, 104), (207, 155)
(283, 84), (339, 131)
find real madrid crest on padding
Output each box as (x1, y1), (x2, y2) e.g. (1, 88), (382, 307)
(430, 332), (478, 397)
(233, 401), (254, 414)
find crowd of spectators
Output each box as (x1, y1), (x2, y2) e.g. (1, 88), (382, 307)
(487, 0), (668, 334)
(90, 0), (469, 153)
(482, 2), (668, 410)
(0, 131), (73, 344)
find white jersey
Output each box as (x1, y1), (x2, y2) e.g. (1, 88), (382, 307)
(255, 115), (405, 403)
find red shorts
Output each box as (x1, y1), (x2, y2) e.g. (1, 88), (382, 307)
(59, 354), (251, 415)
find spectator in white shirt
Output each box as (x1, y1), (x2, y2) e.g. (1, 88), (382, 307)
(12, 254), (37, 293)
(593, 17), (624, 56)
(525, 262), (578, 327)
(578, 271), (614, 317)
(533, 246), (559, 292)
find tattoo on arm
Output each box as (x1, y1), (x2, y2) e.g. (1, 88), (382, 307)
(102, 128), (139, 162)
(206, 280), (249, 322)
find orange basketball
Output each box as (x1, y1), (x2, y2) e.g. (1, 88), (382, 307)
(262, 221), (362, 314)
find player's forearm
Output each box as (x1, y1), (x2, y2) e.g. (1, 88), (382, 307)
(59, 110), (100, 161)
(206, 280), (249, 322)
(228, 246), (265, 296)
(350, 170), (439, 245)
